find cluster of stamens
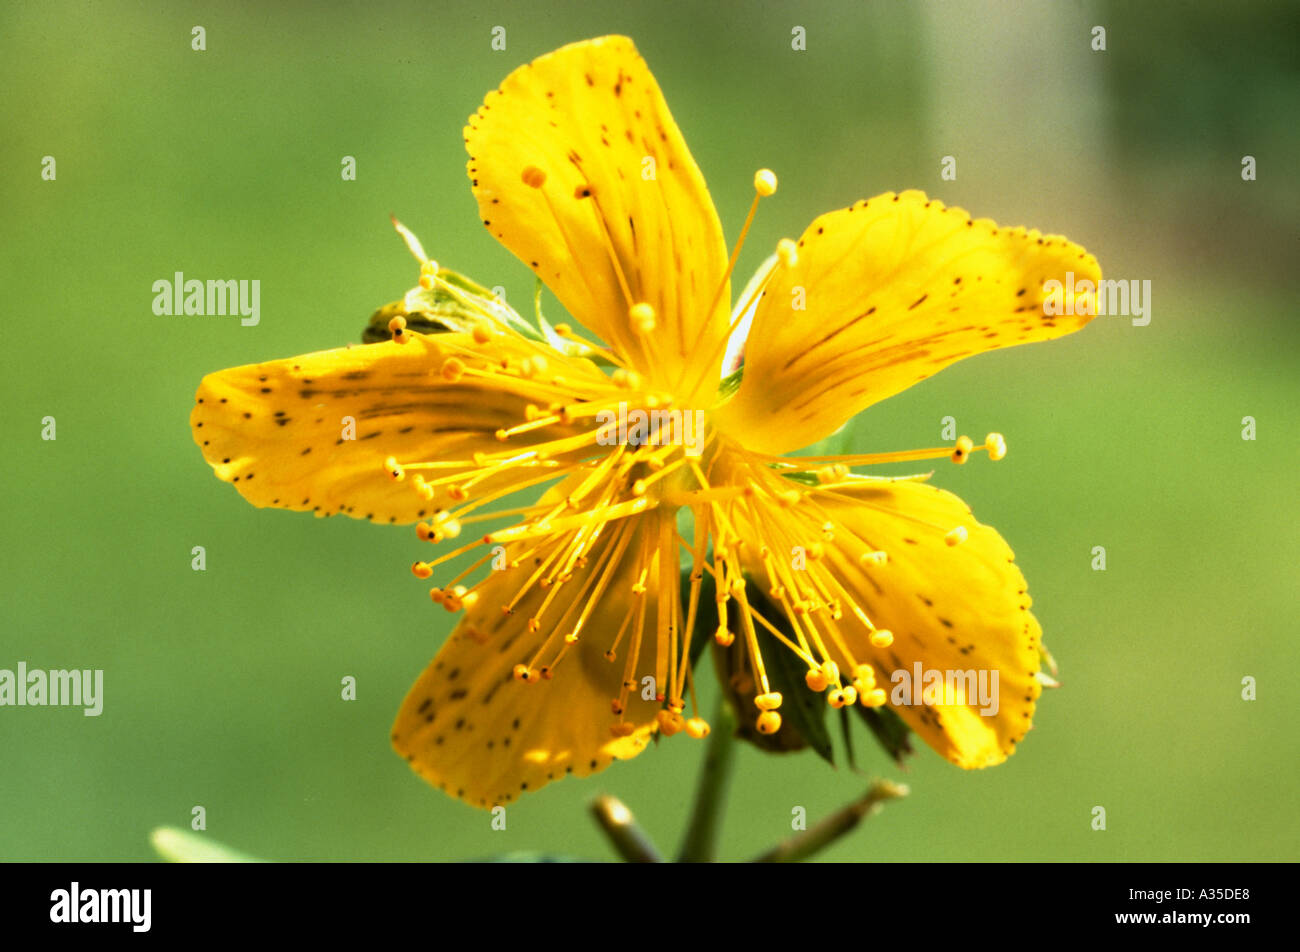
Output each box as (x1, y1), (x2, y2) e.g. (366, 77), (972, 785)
(379, 170), (1009, 740)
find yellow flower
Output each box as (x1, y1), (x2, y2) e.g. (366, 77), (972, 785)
(191, 36), (1101, 809)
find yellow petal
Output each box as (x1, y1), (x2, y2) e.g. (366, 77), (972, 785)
(734, 474), (1042, 768)
(466, 35), (731, 398)
(190, 333), (592, 524)
(392, 506), (667, 807)
(715, 191), (1102, 454)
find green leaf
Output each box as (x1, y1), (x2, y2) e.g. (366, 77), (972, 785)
(149, 826), (263, 863)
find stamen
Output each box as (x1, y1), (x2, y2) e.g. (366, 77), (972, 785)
(679, 167), (780, 401)
(629, 302), (656, 335)
(776, 237), (798, 268)
(950, 435), (974, 464)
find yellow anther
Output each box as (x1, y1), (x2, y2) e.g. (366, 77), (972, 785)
(629, 302), (656, 334)
(563, 631), (579, 644)
(869, 628), (894, 648)
(816, 463), (848, 483)
(612, 367), (644, 389)
(755, 710), (782, 734)
(520, 356), (548, 378)
(985, 432), (1007, 461)
(441, 585), (469, 612)
(512, 664), (535, 683)
(805, 668), (829, 692)
(440, 357), (466, 382)
(951, 434), (975, 464)
(411, 561), (433, 580)
(553, 322), (572, 336)
(428, 587), (444, 604)
(418, 259), (440, 290)
(860, 549), (888, 566)
(840, 685), (858, 706)
(945, 525), (969, 547)
(776, 237), (798, 268)
(610, 722), (636, 738)
(415, 522), (434, 541)
(714, 626), (735, 647)
(521, 165), (547, 188)
(754, 692), (783, 712)
(384, 456), (405, 481)
(685, 717), (711, 739)
(753, 168), (778, 197)
(610, 699), (625, 716)
(656, 710), (685, 736)
(827, 689), (848, 709)
(820, 660), (840, 684)
(388, 315), (408, 342)
(852, 664), (875, 687)
(865, 688), (888, 708)
(632, 479), (647, 496)
(851, 670), (875, 696)
(472, 324), (494, 344)
(806, 542), (824, 561)
(410, 475), (435, 501)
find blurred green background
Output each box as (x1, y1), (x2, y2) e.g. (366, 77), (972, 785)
(2, 0), (1297, 862)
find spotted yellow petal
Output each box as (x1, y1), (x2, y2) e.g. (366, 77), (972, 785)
(465, 35), (732, 398)
(190, 333), (595, 524)
(716, 191), (1102, 454)
(733, 474), (1042, 768)
(392, 506), (668, 807)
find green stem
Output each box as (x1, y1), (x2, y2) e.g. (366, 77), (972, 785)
(676, 700), (737, 862)
(589, 795), (663, 863)
(750, 779), (909, 863)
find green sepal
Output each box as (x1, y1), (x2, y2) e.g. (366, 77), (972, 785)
(851, 703), (915, 767)
(361, 267), (543, 344)
(362, 299), (451, 343)
(708, 584), (836, 766)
